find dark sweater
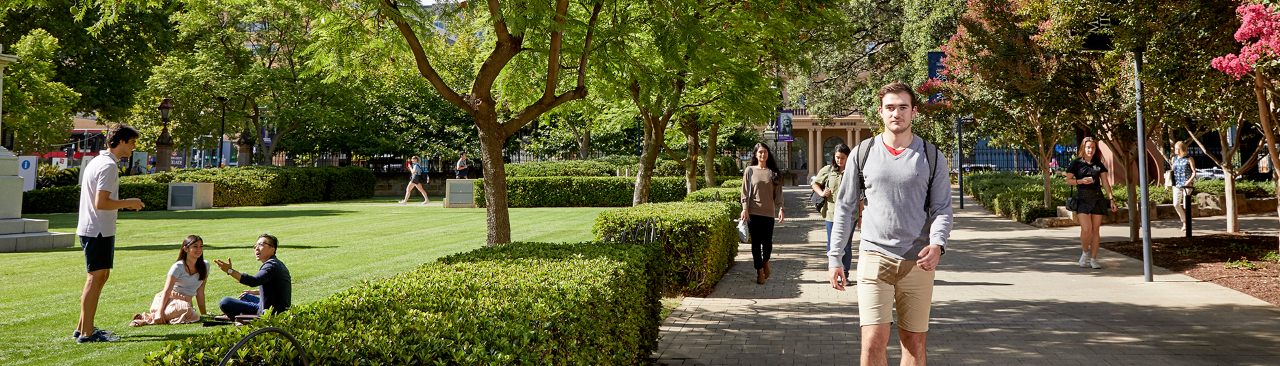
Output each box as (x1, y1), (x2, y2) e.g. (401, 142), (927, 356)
(239, 256), (292, 314)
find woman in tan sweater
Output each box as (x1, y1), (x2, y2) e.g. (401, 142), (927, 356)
(740, 143), (785, 284)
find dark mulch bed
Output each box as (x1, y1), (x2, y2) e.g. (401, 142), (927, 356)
(1101, 233), (1280, 307)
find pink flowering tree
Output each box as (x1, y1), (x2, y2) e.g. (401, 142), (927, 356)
(1213, 3), (1280, 245)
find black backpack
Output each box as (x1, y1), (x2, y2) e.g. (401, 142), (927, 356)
(853, 135), (938, 220)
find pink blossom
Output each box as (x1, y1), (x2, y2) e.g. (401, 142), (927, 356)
(1214, 4), (1280, 79)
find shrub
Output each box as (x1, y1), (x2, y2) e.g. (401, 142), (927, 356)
(144, 241), (660, 365)
(594, 201), (738, 296)
(121, 166), (374, 207)
(22, 183), (168, 214)
(719, 179), (743, 188)
(36, 165), (80, 189)
(684, 187), (744, 217)
(505, 160), (618, 177)
(473, 176), (693, 207)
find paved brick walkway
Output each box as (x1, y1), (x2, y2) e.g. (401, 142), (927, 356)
(653, 187), (1280, 365)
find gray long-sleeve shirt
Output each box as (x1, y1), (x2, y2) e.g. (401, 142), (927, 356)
(828, 134), (953, 268)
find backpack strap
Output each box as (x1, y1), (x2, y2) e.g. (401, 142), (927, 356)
(856, 135), (937, 216)
(923, 139), (937, 214)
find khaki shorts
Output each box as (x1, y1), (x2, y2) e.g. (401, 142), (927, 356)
(856, 250), (936, 333)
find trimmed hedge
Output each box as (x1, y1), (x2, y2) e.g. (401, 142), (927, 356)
(963, 171), (1278, 223)
(503, 155), (740, 178)
(144, 241), (661, 365)
(719, 179), (742, 188)
(121, 166), (374, 207)
(594, 201), (738, 296)
(684, 187), (744, 218)
(473, 177), (692, 207)
(21, 183), (169, 214)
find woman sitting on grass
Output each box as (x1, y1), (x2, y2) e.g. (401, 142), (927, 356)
(130, 235), (210, 326)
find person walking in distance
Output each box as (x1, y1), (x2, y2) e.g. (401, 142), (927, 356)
(740, 142), (785, 285)
(1066, 137), (1117, 269)
(827, 82), (953, 366)
(75, 124), (147, 343)
(400, 156), (429, 204)
(1170, 141), (1198, 232)
(455, 152), (469, 179)
(812, 143), (853, 281)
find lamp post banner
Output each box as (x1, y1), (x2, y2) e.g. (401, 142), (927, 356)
(777, 110), (794, 142)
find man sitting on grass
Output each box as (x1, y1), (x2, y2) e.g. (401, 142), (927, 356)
(213, 234), (291, 320)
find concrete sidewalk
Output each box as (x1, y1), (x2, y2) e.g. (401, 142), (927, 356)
(652, 186), (1280, 365)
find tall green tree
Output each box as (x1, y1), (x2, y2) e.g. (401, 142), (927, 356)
(943, 0), (1076, 208)
(0, 0), (178, 120)
(302, 0), (610, 246)
(787, 0), (965, 151)
(1, 29), (79, 155)
(593, 0), (831, 203)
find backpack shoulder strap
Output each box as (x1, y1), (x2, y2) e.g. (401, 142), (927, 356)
(856, 136), (875, 195)
(922, 138), (937, 214)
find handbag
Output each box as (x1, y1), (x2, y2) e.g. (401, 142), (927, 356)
(1066, 183), (1078, 212)
(737, 168), (755, 243)
(808, 166), (831, 211)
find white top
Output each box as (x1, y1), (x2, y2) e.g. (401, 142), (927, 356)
(76, 151), (120, 237)
(167, 260), (209, 296)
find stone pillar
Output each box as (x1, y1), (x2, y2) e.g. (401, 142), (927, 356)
(155, 125), (173, 172)
(237, 128), (255, 167)
(0, 46), (75, 252)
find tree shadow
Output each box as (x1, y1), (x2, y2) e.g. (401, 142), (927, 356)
(120, 209), (353, 220)
(115, 332), (203, 344)
(41, 244), (339, 253)
(653, 299), (1280, 365)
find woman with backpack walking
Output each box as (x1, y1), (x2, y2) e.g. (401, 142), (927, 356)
(811, 143), (853, 280)
(400, 156), (429, 204)
(740, 143), (785, 285)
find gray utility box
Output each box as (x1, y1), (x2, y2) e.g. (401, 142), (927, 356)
(168, 182), (215, 210)
(444, 179), (477, 208)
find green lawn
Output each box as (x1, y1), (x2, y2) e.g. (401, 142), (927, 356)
(0, 197), (607, 365)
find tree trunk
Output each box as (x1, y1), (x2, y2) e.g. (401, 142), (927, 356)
(702, 120), (720, 188)
(1251, 71), (1280, 250)
(633, 116), (664, 206)
(478, 127), (511, 246)
(684, 132), (699, 194)
(577, 129), (591, 159)
(1225, 173), (1238, 233)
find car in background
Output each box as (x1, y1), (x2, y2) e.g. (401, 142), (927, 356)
(1196, 167), (1242, 180)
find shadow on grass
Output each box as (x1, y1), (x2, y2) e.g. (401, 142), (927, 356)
(116, 332), (203, 343)
(120, 209), (353, 220)
(42, 244), (338, 253)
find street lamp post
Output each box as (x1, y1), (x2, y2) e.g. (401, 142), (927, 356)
(156, 98), (174, 172)
(216, 97), (226, 168)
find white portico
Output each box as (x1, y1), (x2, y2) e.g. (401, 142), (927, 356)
(0, 45), (76, 252)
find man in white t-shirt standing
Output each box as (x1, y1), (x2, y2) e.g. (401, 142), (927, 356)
(455, 151), (469, 179)
(74, 124), (145, 344)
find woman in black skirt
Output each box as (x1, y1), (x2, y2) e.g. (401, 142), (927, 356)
(1066, 137), (1117, 269)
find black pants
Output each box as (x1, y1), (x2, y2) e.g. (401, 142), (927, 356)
(748, 215), (774, 270)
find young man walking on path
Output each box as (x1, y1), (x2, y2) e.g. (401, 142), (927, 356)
(827, 82), (954, 365)
(75, 124), (146, 343)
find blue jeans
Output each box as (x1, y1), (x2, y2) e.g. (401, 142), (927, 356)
(219, 294), (260, 317)
(825, 221), (853, 275)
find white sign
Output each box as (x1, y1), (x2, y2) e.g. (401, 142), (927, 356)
(18, 156), (36, 191)
(53, 157), (68, 169)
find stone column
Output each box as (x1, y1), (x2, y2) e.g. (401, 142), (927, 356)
(155, 125), (173, 172)
(0, 46), (75, 252)
(237, 128), (255, 167)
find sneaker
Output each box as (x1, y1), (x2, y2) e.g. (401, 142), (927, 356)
(71, 328), (114, 339)
(1079, 252), (1089, 268)
(1090, 258), (1102, 269)
(397, 200), (406, 205)
(421, 200), (429, 205)
(76, 330), (119, 343)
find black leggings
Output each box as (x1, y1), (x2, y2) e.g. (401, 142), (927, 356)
(748, 215), (774, 270)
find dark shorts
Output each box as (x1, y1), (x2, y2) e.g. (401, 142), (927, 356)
(81, 234), (115, 273)
(1074, 189), (1111, 216)
(410, 175), (424, 184)
(455, 169), (468, 179)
